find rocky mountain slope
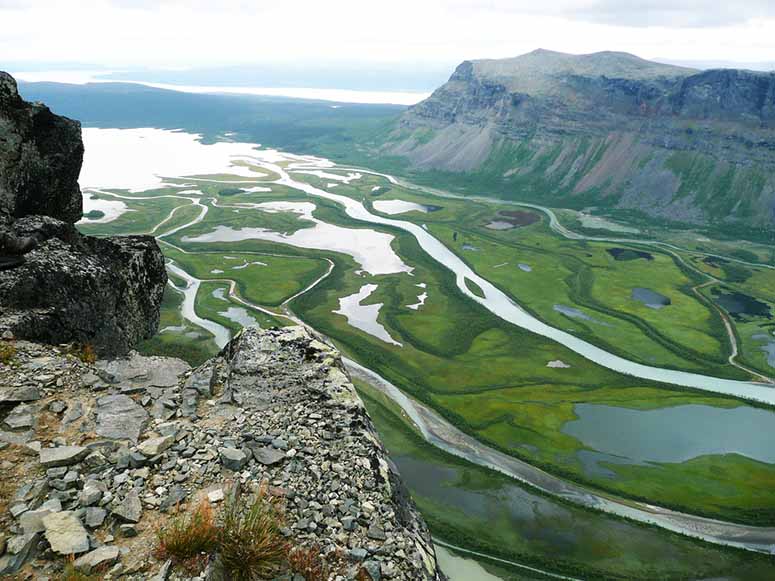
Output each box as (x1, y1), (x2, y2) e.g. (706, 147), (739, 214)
(0, 71), (166, 355)
(386, 49), (775, 229)
(0, 327), (444, 579)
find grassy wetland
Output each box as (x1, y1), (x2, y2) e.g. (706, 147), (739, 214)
(78, 129), (775, 579)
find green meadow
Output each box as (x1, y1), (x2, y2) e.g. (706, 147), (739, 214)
(359, 380), (775, 581)
(80, 160), (775, 534)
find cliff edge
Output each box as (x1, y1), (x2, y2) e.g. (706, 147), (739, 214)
(0, 327), (444, 579)
(0, 71), (166, 355)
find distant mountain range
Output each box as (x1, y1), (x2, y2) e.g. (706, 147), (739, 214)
(384, 49), (775, 231)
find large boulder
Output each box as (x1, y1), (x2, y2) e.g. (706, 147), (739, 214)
(0, 72), (166, 355)
(0, 72), (83, 224)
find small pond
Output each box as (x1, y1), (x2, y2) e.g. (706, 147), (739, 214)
(218, 306), (258, 327)
(484, 220), (516, 230)
(752, 333), (775, 368)
(631, 287), (671, 309)
(563, 403), (775, 477)
(333, 284), (402, 346)
(712, 289), (771, 321)
(373, 199), (441, 215)
(554, 304), (609, 326)
(607, 248), (653, 261)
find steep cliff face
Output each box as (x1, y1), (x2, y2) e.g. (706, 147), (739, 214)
(0, 71), (166, 355)
(387, 50), (775, 229)
(0, 72), (83, 224)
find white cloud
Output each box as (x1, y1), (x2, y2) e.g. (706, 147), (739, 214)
(1, 1), (774, 68)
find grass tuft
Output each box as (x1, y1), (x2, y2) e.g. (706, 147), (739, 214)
(155, 501), (218, 574)
(0, 341), (16, 365)
(218, 486), (289, 580)
(59, 562), (100, 580)
(73, 343), (97, 364)
(288, 545), (328, 581)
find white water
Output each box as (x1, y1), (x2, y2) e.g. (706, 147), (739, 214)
(80, 128), (264, 191)
(373, 199), (432, 215)
(407, 292), (428, 311)
(184, 200), (412, 276)
(293, 169), (362, 184)
(333, 284), (402, 346)
(78, 192), (131, 223)
(219, 306), (258, 328)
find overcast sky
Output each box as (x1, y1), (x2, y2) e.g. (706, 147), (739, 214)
(2, 0), (774, 69)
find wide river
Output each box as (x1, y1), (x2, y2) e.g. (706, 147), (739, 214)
(252, 153), (775, 405)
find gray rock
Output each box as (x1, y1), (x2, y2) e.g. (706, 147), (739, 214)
(3, 403), (34, 429)
(83, 507), (107, 528)
(367, 523), (387, 541)
(96, 394), (149, 442)
(219, 447), (248, 471)
(118, 524), (138, 538)
(19, 498), (62, 533)
(248, 444), (285, 466)
(97, 352), (190, 390)
(138, 435), (174, 457)
(0, 533), (39, 575)
(42, 511), (89, 555)
(112, 489), (142, 523)
(153, 559), (172, 581)
(0, 386), (41, 403)
(39, 445), (88, 468)
(160, 485), (187, 512)
(362, 560), (382, 580)
(79, 483), (103, 507)
(62, 401), (84, 424)
(73, 546), (120, 574)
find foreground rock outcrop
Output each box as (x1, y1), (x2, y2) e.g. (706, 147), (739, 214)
(0, 327), (444, 579)
(0, 71), (166, 354)
(0, 72), (83, 224)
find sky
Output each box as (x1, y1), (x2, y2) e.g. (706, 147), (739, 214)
(2, 0), (774, 72)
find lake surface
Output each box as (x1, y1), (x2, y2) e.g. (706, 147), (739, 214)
(563, 403), (775, 474)
(753, 333), (775, 368)
(631, 287), (671, 309)
(219, 306), (258, 327)
(373, 199), (439, 215)
(182, 200), (412, 276)
(333, 284), (402, 346)
(79, 192), (130, 224)
(713, 289), (771, 320)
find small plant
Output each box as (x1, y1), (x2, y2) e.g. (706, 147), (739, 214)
(0, 341), (16, 365)
(218, 486), (289, 580)
(288, 545), (328, 581)
(74, 343), (97, 364)
(60, 562), (100, 580)
(156, 501), (218, 574)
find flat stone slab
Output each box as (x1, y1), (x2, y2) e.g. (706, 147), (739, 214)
(248, 444), (286, 466)
(74, 546), (120, 574)
(42, 511), (89, 555)
(97, 352), (190, 390)
(39, 446), (88, 468)
(4, 403), (34, 429)
(95, 394), (148, 443)
(0, 386), (41, 403)
(138, 435), (174, 457)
